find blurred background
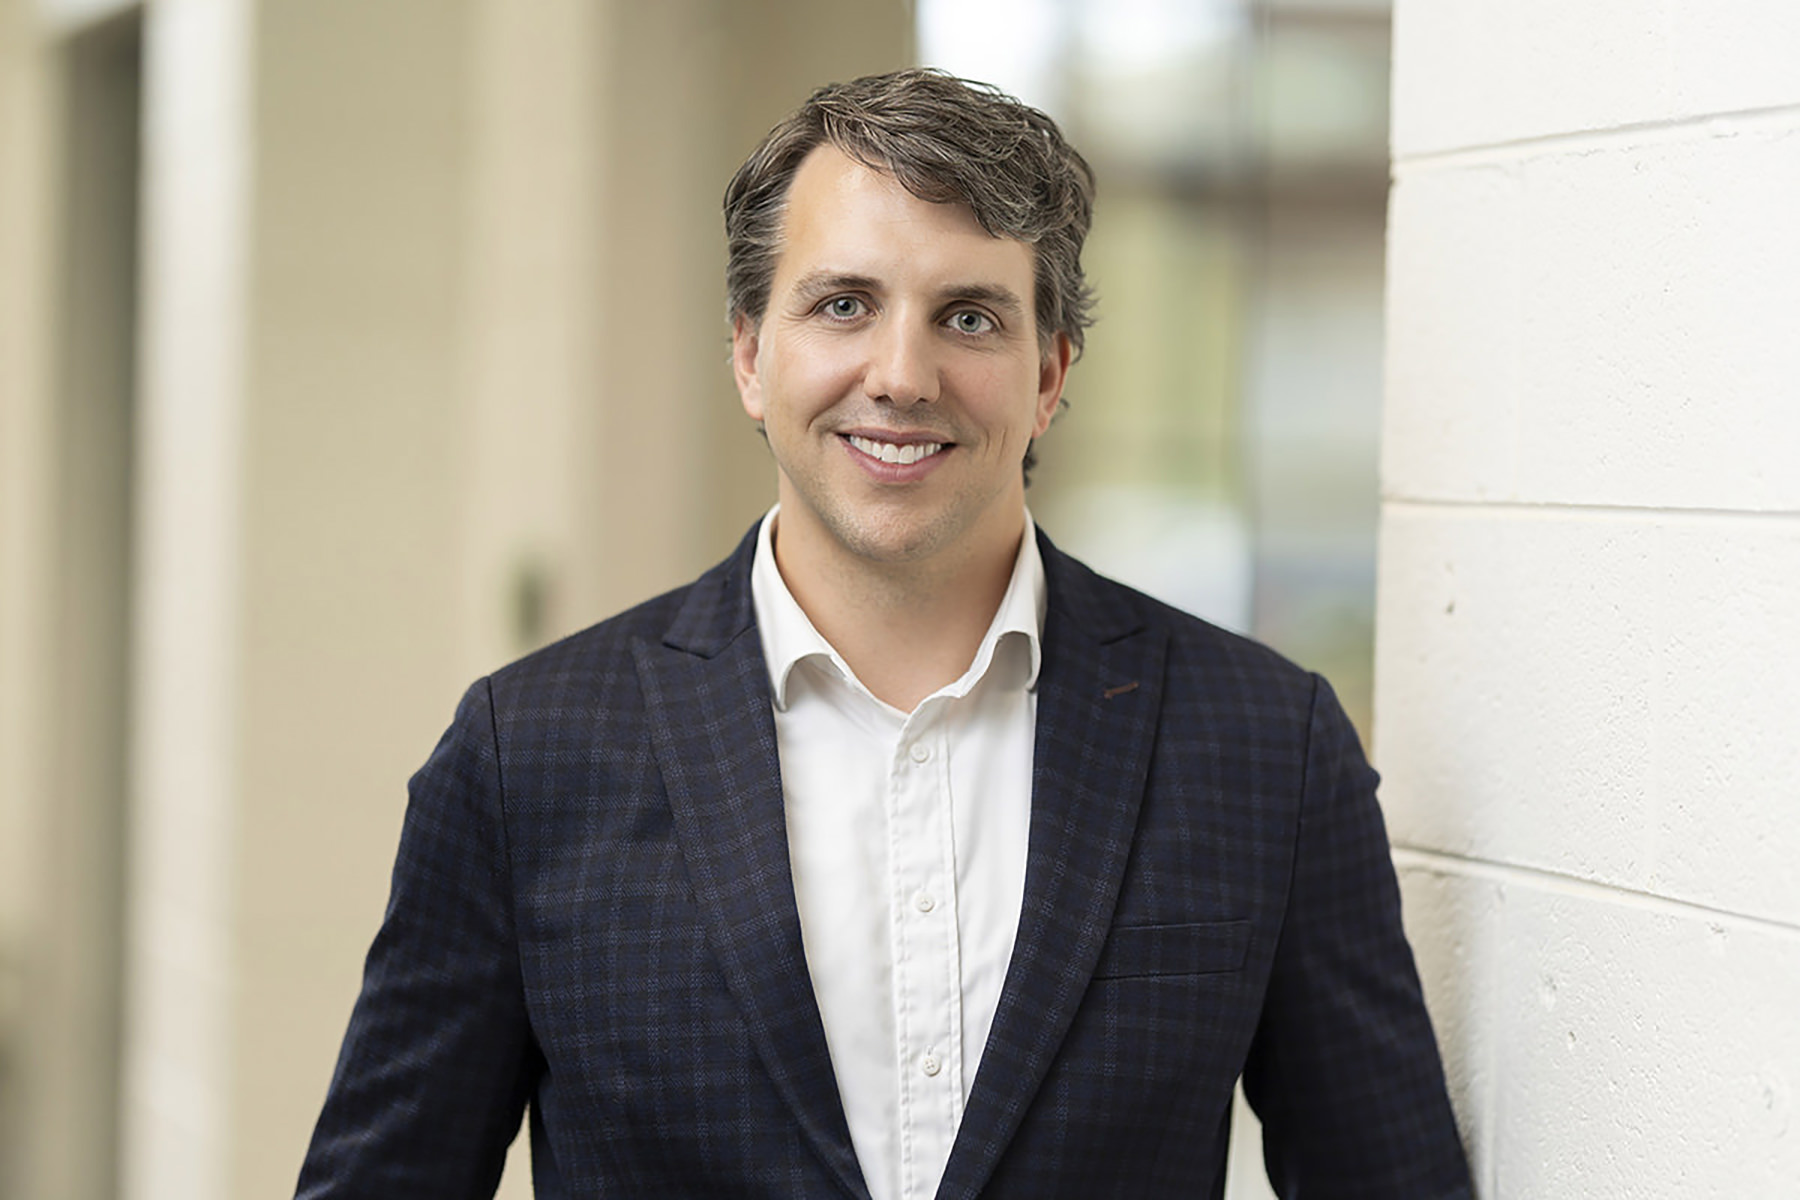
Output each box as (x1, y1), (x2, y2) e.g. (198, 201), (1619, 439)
(0, 0), (1389, 1195)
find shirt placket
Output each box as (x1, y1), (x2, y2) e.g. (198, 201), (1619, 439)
(888, 703), (962, 1200)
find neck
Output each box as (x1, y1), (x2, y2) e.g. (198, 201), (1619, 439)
(771, 512), (1024, 712)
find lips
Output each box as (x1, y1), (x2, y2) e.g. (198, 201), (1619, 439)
(844, 434), (947, 466)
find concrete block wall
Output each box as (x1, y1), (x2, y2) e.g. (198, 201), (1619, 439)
(1380, 3), (1800, 1196)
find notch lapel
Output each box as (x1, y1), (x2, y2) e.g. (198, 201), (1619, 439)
(936, 537), (1168, 1200)
(633, 534), (868, 1200)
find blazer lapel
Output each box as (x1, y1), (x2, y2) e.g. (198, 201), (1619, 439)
(936, 535), (1168, 1200)
(633, 530), (869, 1200)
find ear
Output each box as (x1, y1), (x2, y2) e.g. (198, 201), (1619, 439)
(732, 314), (765, 421)
(1033, 332), (1073, 437)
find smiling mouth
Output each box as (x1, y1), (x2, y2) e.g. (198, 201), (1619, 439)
(845, 435), (947, 466)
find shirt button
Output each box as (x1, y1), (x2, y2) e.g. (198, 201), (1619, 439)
(921, 1053), (942, 1077)
(909, 742), (930, 764)
(913, 891), (935, 913)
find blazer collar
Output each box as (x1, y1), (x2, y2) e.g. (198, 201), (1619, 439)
(640, 522), (1166, 1200)
(636, 521), (870, 1200)
(935, 531), (1165, 1200)
(659, 521), (762, 658)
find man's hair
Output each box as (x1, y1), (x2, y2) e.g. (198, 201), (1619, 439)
(723, 68), (1097, 359)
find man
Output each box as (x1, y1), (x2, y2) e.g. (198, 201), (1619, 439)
(298, 69), (1471, 1199)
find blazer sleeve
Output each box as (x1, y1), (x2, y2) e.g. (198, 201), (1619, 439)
(1241, 674), (1472, 1199)
(295, 678), (537, 1199)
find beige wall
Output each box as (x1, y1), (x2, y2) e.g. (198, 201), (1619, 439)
(229, 0), (474, 1189)
(2, 3), (144, 1196)
(0, 0), (58, 1194)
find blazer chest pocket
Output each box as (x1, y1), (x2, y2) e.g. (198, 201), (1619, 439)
(1092, 919), (1251, 980)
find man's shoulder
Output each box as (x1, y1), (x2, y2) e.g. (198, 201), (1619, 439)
(1046, 543), (1357, 767)
(489, 580), (690, 682)
(1043, 538), (1318, 694)
(481, 528), (757, 707)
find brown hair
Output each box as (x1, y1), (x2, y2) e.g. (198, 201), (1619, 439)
(724, 68), (1096, 359)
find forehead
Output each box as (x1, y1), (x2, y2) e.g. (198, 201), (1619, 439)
(771, 144), (1035, 296)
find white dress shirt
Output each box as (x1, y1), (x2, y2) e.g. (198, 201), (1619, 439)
(749, 507), (1043, 1200)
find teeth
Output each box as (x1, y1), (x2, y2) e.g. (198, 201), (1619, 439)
(848, 435), (945, 466)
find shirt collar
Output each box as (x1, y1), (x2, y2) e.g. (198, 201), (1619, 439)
(749, 505), (1046, 713)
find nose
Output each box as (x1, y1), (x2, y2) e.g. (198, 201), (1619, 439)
(862, 316), (939, 406)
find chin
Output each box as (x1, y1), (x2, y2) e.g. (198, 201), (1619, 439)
(826, 509), (964, 566)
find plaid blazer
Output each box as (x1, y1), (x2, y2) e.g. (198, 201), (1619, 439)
(297, 525), (1471, 1199)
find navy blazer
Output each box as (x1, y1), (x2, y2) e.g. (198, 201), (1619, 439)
(297, 525), (1471, 1199)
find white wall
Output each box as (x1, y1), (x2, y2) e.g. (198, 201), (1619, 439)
(1380, 2), (1800, 1196)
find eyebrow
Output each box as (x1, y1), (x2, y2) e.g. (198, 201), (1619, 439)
(788, 270), (1029, 323)
(789, 271), (881, 305)
(941, 283), (1029, 323)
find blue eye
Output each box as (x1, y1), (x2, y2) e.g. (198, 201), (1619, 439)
(949, 310), (995, 335)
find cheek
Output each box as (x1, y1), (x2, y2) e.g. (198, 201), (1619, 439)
(764, 338), (859, 417)
(960, 362), (1054, 439)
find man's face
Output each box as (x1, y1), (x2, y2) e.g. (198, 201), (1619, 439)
(732, 144), (1070, 577)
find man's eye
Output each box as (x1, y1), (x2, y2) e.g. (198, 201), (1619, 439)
(949, 310), (995, 335)
(823, 296), (865, 319)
